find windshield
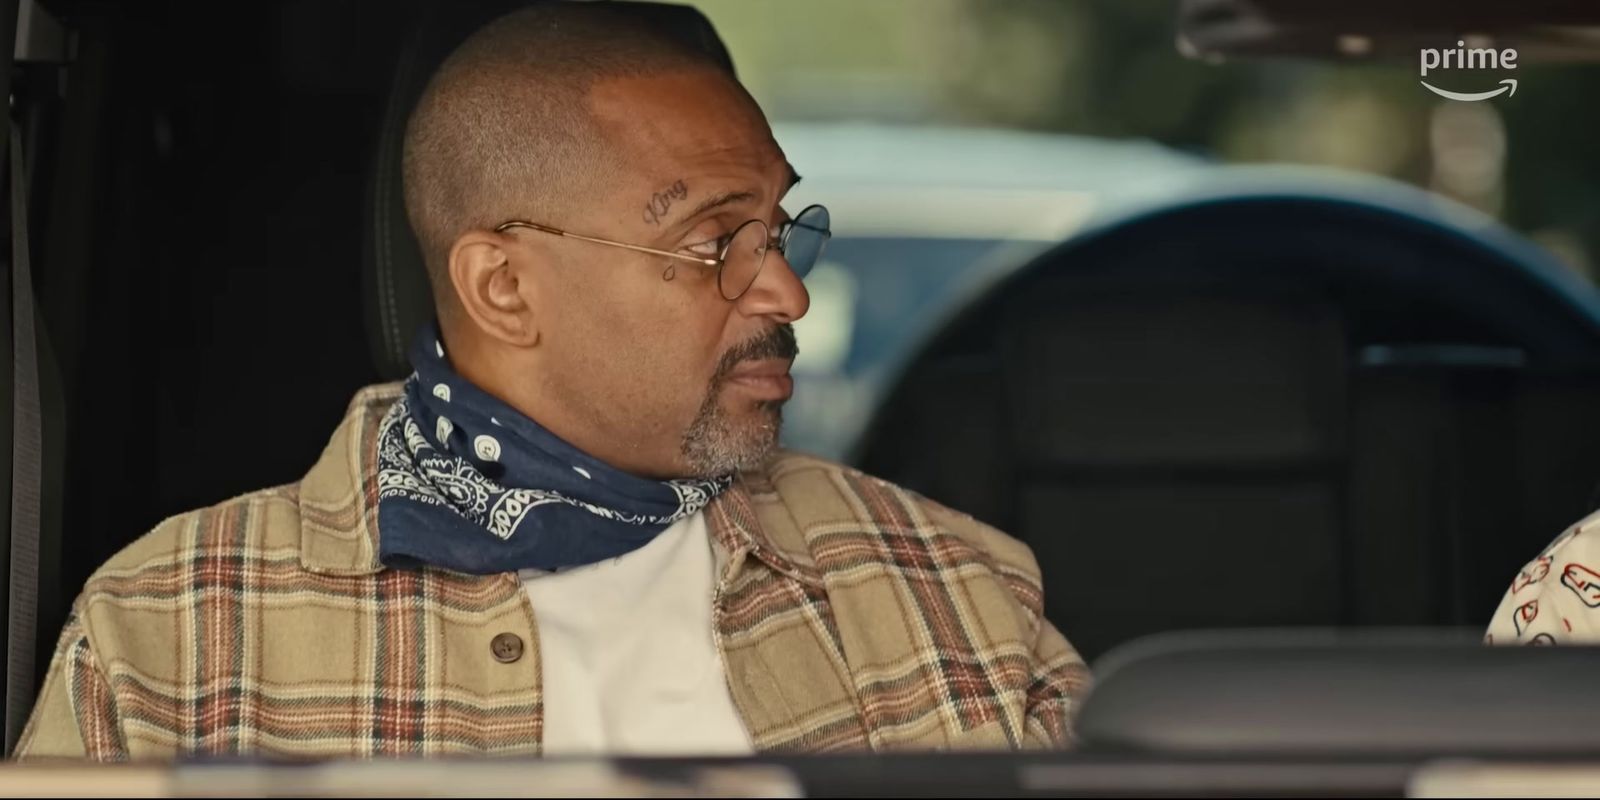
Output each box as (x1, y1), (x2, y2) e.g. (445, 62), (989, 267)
(691, 0), (1600, 459)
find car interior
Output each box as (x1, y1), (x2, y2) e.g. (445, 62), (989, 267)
(856, 192), (1600, 661)
(4, 0), (1600, 793)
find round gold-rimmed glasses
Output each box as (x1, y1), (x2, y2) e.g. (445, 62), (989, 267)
(494, 204), (831, 301)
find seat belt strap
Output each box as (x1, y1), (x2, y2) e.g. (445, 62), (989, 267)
(6, 123), (41, 753)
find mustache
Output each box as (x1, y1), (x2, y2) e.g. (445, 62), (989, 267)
(711, 324), (798, 384)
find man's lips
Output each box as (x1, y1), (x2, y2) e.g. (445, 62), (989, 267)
(724, 358), (795, 401)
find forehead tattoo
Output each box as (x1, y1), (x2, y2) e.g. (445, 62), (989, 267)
(643, 180), (689, 226)
(640, 162), (801, 230)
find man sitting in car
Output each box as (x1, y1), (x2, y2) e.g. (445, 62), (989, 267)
(16, 3), (1085, 759)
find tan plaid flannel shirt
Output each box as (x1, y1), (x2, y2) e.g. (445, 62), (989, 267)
(17, 384), (1088, 760)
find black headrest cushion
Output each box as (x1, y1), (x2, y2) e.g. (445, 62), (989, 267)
(1001, 290), (1348, 466)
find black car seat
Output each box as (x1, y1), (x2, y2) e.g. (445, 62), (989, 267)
(855, 196), (1600, 661)
(29, 0), (412, 690)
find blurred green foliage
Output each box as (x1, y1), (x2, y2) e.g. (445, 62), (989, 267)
(691, 0), (1600, 279)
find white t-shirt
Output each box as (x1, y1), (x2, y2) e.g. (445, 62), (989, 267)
(519, 511), (755, 756)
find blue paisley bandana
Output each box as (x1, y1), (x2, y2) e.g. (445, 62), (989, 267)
(375, 324), (732, 574)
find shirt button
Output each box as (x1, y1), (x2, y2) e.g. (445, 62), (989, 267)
(490, 632), (524, 664)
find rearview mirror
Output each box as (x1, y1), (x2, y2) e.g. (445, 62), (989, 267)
(1177, 0), (1600, 63)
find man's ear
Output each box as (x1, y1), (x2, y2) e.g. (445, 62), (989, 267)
(447, 229), (540, 348)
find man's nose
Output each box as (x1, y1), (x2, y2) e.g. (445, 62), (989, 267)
(736, 248), (809, 323)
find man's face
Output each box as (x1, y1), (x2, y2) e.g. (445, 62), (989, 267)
(515, 69), (809, 479)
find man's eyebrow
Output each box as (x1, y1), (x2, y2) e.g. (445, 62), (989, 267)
(674, 190), (757, 225)
(670, 167), (801, 226)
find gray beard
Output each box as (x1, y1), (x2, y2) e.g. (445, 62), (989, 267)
(679, 390), (783, 478)
(679, 323), (797, 477)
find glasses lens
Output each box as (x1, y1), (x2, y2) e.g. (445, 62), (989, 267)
(782, 205), (831, 279)
(719, 219), (771, 300)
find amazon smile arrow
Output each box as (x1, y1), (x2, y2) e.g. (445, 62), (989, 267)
(1420, 78), (1518, 102)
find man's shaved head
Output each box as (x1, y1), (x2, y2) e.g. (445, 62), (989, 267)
(402, 3), (725, 311)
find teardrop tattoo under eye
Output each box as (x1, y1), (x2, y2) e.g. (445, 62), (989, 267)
(642, 179), (688, 226)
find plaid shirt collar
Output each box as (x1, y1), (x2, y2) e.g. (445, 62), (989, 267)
(294, 383), (825, 587)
